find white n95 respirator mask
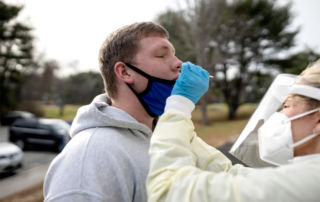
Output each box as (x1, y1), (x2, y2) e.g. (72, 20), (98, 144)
(258, 108), (320, 166)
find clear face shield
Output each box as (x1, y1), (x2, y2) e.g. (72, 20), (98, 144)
(229, 74), (320, 167)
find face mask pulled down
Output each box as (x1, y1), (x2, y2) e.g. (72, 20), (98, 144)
(125, 63), (176, 117)
(258, 108), (320, 166)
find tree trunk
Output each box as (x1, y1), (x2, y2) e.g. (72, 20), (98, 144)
(59, 104), (64, 116)
(200, 98), (208, 125)
(228, 102), (239, 120)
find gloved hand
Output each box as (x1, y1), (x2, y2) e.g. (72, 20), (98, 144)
(171, 62), (209, 104)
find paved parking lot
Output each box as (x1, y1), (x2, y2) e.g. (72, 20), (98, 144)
(0, 127), (8, 142)
(0, 126), (57, 199)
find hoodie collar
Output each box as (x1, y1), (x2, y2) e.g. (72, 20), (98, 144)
(70, 94), (152, 138)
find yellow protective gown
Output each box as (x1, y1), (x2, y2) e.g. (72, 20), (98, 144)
(147, 112), (320, 202)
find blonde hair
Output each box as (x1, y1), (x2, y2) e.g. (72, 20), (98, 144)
(296, 59), (320, 88)
(294, 59), (320, 109)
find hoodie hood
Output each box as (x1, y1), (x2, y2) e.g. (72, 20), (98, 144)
(70, 94), (152, 138)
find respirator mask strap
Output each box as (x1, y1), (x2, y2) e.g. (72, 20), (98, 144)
(288, 107), (320, 148)
(291, 131), (319, 148)
(286, 107), (320, 123)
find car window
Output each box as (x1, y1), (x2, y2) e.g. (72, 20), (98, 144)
(49, 121), (70, 132)
(13, 121), (37, 129)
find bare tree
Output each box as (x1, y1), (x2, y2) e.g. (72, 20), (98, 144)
(185, 0), (226, 124)
(157, 0), (226, 124)
(157, 0), (304, 121)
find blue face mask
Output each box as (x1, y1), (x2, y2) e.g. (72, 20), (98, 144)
(125, 63), (176, 117)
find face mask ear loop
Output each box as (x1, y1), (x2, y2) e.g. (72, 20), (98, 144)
(290, 130), (319, 148)
(287, 107), (320, 122)
(287, 108), (320, 148)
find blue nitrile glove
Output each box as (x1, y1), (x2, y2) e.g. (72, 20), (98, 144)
(171, 62), (209, 104)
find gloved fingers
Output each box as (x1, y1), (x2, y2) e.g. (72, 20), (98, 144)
(180, 61), (209, 84)
(171, 62), (210, 104)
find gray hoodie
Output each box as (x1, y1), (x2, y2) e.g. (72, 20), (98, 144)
(44, 94), (152, 202)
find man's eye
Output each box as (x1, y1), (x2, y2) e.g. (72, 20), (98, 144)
(156, 55), (165, 58)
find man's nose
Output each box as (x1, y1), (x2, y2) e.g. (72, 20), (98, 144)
(175, 57), (183, 71)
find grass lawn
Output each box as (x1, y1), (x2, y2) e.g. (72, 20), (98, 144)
(42, 104), (80, 121)
(192, 103), (257, 147)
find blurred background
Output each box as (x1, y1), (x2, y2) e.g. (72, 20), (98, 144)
(0, 0), (319, 201)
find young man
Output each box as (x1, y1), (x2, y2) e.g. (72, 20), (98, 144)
(43, 22), (182, 202)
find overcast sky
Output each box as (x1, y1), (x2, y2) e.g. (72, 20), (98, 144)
(6, 0), (320, 76)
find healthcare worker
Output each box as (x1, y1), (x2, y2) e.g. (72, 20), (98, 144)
(230, 68), (320, 167)
(147, 60), (320, 202)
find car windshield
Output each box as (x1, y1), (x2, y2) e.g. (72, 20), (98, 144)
(50, 121), (70, 132)
(40, 119), (70, 132)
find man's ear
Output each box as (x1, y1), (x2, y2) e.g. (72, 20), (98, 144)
(114, 62), (134, 84)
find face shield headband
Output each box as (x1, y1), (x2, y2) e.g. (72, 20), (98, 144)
(289, 84), (320, 101)
(125, 63), (176, 117)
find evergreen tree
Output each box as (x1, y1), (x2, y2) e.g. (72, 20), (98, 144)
(0, 0), (34, 116)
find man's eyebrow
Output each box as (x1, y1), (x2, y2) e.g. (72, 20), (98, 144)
(155, 45), (175, 54)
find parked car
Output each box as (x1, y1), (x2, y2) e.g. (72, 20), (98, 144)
(9, 118), (70, 152)
(0, 142), (23, 174)
(1, 111), (36, 126)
